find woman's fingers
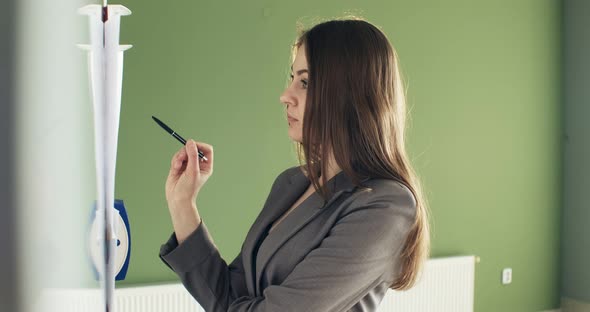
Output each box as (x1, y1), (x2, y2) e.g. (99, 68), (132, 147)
(169, 147), (188, 176)
(184, 139), (200, 177)
(166, 139), (213, 205)
(169, 140), (213, 179)
(195, 141), (213, 160)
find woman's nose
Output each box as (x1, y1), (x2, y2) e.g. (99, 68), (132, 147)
(279, 89), (293, 106)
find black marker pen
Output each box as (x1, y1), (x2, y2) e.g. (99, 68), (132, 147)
(152, 116), (208, 161)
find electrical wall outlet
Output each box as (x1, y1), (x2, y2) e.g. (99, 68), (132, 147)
(502, 268), (512, 285)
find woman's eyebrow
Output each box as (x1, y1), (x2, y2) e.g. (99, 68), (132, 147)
(290, 65), (309, 76)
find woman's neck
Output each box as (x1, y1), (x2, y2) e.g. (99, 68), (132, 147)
(306, 151), (341, 187)
(322, 162), (342, 184)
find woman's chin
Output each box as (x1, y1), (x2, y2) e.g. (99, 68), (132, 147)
(287, 128), (296, 139)
(287, 132), (302, 143)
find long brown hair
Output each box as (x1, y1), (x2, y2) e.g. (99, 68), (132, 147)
(287, 17), (430, 290)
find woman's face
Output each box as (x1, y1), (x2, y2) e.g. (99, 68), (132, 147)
(279, 44), (308, 143)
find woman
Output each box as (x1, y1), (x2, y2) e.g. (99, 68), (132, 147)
(159, 18), (430, 312)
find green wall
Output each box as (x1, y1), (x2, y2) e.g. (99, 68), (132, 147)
(112, 1), (561, 311)
(562, 0), (590, 305)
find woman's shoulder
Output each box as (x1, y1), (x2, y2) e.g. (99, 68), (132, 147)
(281, 164), (305, 177)
(349, 176), (417, 215)
(362, 177), (414, 198)
(273, 165), (304, 181)
(266, 165), (304, 190)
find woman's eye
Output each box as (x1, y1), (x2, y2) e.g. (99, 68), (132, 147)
(289, 74), (307, 89)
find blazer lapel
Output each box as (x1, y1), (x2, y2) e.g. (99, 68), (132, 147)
(248, 166), (367, 295)
(242, 167), (309, 295)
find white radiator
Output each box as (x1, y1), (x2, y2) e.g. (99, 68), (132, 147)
(379, 255), (477, 312)
(37, 283), (205, 312)
(37, 255), (477, 312)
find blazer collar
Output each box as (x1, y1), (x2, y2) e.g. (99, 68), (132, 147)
(245, 166), (369, 296)
(286, 166), (362, 205)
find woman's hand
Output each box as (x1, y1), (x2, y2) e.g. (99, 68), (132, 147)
(165, 139), (213, 243)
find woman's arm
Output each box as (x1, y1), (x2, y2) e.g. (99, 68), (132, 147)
(160, 218), (249, 312)
(159, 163), (292, 312)
(165, 139), (212, 243)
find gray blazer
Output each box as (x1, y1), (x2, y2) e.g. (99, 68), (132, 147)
(159, 165), (417, 312)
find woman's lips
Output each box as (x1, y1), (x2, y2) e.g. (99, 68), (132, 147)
(287, 115), (298, 122)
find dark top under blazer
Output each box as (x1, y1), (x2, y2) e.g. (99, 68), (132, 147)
(159, 165), (417, 312)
